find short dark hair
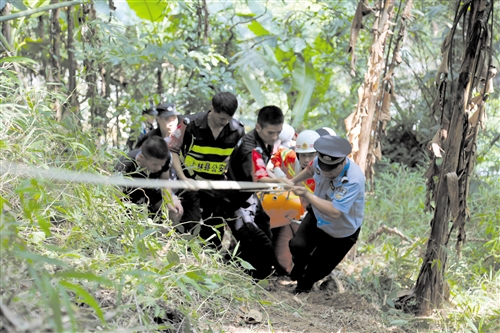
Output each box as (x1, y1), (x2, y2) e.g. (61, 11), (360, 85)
(212, 92), (238, 117)
(257, 105), (284, 127)
(141, 136), (170, 161)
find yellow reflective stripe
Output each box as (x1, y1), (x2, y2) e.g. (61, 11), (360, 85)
(184, 155), (227, 175)
(191, 145), (234, 156)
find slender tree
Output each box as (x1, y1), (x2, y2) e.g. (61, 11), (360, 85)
(413, 0), (495, 315)
(345, 0), (413, 182)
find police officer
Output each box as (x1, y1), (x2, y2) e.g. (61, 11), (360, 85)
(168, 92), (245, 246)
(134, 103), (181, 149)
(289, 135), (365, 293)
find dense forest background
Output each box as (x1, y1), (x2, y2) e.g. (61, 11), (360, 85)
(1, 0), (499, 332)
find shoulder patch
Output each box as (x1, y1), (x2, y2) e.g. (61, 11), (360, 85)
(183, 118), (191, 125)
(334, 186), (348, 200)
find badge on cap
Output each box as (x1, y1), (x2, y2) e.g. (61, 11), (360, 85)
(301, 142), (309, 150)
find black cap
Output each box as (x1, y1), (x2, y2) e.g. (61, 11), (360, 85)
(156, 103), (180, 118)
(142, 107), (158, 116)
(315, 127), (336, 137)
(314, 135), (352, 171)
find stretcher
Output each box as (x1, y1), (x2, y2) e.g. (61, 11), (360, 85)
(261, 191), (305, 229)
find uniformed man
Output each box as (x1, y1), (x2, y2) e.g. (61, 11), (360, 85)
(168, 92), (245, 246)
(222, 105), (293, 280)
(134, 103), (181, 149)
(115, 136), (183, 223)
(126, 107), (158, 150)
(289, 135), (365, 293)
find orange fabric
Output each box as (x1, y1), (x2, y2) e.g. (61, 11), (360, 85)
(271, 148), (297, 179)
(252, 149), (269, 181)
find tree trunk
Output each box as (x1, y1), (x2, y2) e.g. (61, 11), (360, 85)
(50, 0), (62, 120)
(345, 0), (395, 175)
(414, 0), (493, 315)
(67, 5), (79, 115)
(37, 16), (48, 79)
(157, 66), (163, 96)
(344, 0), (413, 261)
(1, 3), (11, 46)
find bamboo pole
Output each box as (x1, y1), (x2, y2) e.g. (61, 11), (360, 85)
(0, 1), (83, 23)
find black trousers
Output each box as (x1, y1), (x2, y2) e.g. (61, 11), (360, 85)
(289, 207), (360, 290)
(180, 190), (225, 247)
(220, 194), (275, 280)
(218, 194), (276, 280)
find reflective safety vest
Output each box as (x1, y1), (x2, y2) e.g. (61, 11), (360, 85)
(270, 147), (315, 193)
(169, 111), (245, 180)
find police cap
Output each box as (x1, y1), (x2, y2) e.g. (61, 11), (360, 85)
(314, 135), (352, 171)
(156, 103), (180, 118)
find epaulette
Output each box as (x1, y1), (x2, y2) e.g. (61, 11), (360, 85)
(183, 117), (191, 125)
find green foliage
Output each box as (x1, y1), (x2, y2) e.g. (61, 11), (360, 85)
(0, 73), (269, 332)
(2, 1), (500, 331)
(354, 163), (500, 332)
(127, 0), (168, 22)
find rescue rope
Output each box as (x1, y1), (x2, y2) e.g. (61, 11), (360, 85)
(0, 160), (292, 192)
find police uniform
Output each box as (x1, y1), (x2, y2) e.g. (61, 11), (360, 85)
(134, 103), (181, 149)
(169, 111), (245, 246)
(289, 136), (365, 292)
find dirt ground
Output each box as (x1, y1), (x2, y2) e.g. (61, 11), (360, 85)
(218, 275), (408, 333)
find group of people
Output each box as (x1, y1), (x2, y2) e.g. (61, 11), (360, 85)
(115, 92), (365, 294)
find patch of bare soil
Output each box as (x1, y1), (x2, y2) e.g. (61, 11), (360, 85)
(220, 276), (406, 333)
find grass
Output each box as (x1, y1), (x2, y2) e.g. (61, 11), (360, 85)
(1, 71), (500, 332)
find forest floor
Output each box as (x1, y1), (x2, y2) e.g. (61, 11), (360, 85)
(215, 274), (411, 333)
(205, 259), (421, 333)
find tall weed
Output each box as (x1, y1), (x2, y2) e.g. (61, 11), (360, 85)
(1, 71), (266, 332)
(351, 162), (500, 332)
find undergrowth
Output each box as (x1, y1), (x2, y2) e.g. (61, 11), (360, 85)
(351, 162), (500, 332)
(1, 64), (499, 333)
(0, 72), (269, 332)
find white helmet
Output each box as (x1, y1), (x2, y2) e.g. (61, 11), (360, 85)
(279, 123), (295, 148)
(295, 130), (320, 153)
